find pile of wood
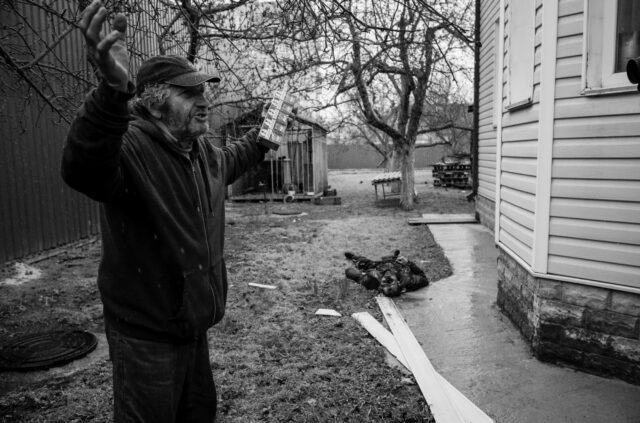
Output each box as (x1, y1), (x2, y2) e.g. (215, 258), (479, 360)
(432, 156), (471, 188)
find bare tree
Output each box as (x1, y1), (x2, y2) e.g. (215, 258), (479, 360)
(0, 0), (275, 124)
(256, 0), (474, 209)
(2, 0), (473, 209)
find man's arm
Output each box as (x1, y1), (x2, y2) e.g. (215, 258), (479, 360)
(60, 0), (134, 201)
(220, 128), (269, 186)
(61, 81), (134, 201)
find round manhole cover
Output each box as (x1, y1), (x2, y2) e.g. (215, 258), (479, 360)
(0, 330), (97, 372)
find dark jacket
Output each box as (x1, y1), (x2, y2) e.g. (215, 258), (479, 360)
(62, 81), (267, 343)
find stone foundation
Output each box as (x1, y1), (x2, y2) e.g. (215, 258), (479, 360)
(475, 195), (495, 232)
(497, 250), (640, 385)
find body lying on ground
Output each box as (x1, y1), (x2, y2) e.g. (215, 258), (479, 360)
(344, 250), (429, 297)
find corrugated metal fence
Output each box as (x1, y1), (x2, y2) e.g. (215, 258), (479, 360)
(0, 0), (191, 264)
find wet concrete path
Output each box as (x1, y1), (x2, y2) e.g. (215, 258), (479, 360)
(397, 224), (640, 423)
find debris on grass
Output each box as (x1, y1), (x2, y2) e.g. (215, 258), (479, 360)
(247, 282), (277, 290)
(315, 308), (342, 317)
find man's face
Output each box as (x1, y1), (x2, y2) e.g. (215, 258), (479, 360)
(162, 84), (211, 142)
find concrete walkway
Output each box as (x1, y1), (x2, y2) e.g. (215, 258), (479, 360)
(397, 224), (640, 423)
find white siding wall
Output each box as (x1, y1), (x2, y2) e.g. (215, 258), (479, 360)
(497, 0), (543, 265)
(549, 0), (640, 288)
(477, 0), (500, 202)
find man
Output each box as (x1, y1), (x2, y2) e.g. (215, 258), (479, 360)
(61, 1), (276, 421)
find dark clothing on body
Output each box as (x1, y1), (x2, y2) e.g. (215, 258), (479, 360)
(107, 324), (216, 422)
(62, 81), (267, 344)
(344, 250), (429, 297)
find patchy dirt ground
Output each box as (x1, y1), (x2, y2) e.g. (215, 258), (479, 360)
(0, 168), (474, 423)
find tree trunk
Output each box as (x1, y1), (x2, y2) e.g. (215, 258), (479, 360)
(389, 150), (400, 172)
(399, 144), (415, 210)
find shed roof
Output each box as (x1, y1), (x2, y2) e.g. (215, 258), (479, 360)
(221, 105), (329, 134)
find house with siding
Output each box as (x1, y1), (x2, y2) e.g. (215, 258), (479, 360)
(476, 0), (640, 384)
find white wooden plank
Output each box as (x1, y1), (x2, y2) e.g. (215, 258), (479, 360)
(501, 140), (538, 157)
(501, 157), (538, 176)
(549, 217), (640, 245)
(352, 312), (494, 423)
(502, 123), (538, 142)
(555, 56), (581, 79)
(553, 138), (640, 158)
(555, 96), (640, 119)
(376, 297), (467, 423)
(478, 184), (496, 200)
(501, 200), (536, 230)
(548, 256), (640, 288)
(549, 236), (640, 267)
(555, 115), (640, 139)
(533, 0), (559, 274)
(550, 198), (640, 224)
(495, 0), (506, 244)
(315, 308), (342, 317)
(551, 179), (640, 202)
(555, 77), (581, 99)
(557, 12), (582, 37)
(499, 229), (533, 265)
(558, 0), (583, 17)
(478, 144), (497, 154)
(479, 152), (497, 162)
(501, 172), (536, 195)
(479, 167), (497, 178)
(556, 35), (582, 58)
(501, 184), (536, 212)
(501, 105), (540, 127)
(248, 282), (277, 290)
(552, 159), (640, 180)
(500, 215), (534, 248)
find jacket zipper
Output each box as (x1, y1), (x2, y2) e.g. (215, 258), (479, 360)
(191, 158), (216, 320)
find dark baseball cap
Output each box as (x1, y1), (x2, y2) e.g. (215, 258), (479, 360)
(136, 55), (220, 95)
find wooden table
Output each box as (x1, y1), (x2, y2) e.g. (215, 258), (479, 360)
(371, 171), (402, 200)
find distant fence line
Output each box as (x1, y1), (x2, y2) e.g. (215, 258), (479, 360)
(327, 144), (450, 169)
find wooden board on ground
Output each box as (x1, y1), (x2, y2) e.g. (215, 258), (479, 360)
(376, 296), (466, 423)
(408, 213), (477, 225)
(248, 283), (277, 290)
(352, 311), (494, 423)
(315, 308), (342, 317)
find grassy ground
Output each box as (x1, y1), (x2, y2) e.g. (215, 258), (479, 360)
(0, 168), (474, 422)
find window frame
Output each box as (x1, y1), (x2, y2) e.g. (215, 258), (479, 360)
(505, 0), (535, 111)
(582, 0), (637, 96)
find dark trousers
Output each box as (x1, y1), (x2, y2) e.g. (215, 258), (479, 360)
(106, 325), (217, 423)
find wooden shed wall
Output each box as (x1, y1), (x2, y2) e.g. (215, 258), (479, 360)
(228, 121), (328, 197)
(312, 127), (329, 193)
(548, 0), (640, 288)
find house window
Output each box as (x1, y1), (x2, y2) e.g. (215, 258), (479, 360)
(583, 0), (639, 94)
(614, 0), (640, 73)
(506, 0), (534, 110)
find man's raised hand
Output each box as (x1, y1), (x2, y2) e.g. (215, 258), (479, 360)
(80, 0), (130, 91)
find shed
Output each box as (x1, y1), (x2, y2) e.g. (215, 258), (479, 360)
(220, 108), (329, 201)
